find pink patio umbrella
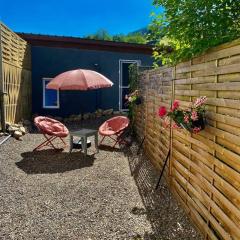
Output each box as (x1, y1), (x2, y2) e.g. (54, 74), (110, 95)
(46, 69), (113, 90)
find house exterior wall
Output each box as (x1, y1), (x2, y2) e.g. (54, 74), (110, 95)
(31, 46), (153, 117)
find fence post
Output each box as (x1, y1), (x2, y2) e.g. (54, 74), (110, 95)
(169, 66), (176, 184)
(144, 71), (149, 149)
(0, 23), (6, 132)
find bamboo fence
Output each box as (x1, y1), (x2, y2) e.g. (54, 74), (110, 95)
(135, 39), (240, 240)
(0, 22), (31, 130)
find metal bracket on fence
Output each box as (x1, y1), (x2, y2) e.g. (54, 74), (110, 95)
(155, 149), (171, 190)
(137, 136), (145, 155)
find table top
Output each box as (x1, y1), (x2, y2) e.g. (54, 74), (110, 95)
(70, 128), (98, 137)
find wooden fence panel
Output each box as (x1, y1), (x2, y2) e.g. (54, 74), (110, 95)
(135, 39), (240, 240)
(0, 22), (31, 127)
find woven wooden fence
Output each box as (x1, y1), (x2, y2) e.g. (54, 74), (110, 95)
(135, 39), (240, 240)
(0, 22), (31, 129)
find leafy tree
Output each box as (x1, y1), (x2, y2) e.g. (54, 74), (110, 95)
(124, 33), (147, 44)
(86, 29), (147, 44)
(86, 29), (113, 41)
(149, 0), (240, 65)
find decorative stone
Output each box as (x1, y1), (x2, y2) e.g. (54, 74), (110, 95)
(103, 108), (113, 115)
(68, 115), (77, 122)
(13, 130), (23, 139)
(96, 109), (103, 113)
(17, 121), (23, 126)
(95, 109), (103, 118)
(64, 118), (69, 123)
(19, 126), (26, 135)
(113, 111), (120, 115)
(8, 126), (19, 134)
(11, 123), (21, 128)
(77, 114), (82, 120)
(89, 113), (96, 119)
(120, 111), (128, 116)
(83, 113), (90, 120)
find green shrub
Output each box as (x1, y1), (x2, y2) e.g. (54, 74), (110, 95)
(149, 0), (240, 65)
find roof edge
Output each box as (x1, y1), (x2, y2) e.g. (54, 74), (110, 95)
(17, 32), (153, 55)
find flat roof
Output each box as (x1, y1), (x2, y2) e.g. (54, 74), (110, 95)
(17, 33), (153, 55)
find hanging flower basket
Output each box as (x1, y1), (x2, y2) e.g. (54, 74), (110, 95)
(125, 90), (143, 106)
(158, 96), (207, 134)
(135, 96), (142, 105)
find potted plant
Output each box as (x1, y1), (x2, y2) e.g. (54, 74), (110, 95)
(158, 96), (207, 134)
(125, 90), (142, 106)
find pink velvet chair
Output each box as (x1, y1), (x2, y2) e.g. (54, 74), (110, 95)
(99, 116), (130, 147)
(34, 116), (69, 151)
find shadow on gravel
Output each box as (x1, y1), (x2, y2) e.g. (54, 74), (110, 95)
(124, 145), (202, 240)
(16, 149), (96, 174)
(98, 144), (122, 152)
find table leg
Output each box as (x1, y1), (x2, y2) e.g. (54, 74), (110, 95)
(95, 132), (99, 153)
(83, 136), (87, 156)
(69, 135), (73, 153)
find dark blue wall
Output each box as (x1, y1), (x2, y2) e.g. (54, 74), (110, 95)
(31, 46), (153, 117)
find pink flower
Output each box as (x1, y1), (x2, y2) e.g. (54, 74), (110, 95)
(193, 127), (201, 134)
(125, 94), (129, 100)
(184, 115), (189, 123)
(171, 100), (180, 111)
(191, 111), (198, 121)
(158, 106), (167, 118)
(193, 96), (207, 108)
(163, 118), (170, 128)
(172, 122), (180, 129)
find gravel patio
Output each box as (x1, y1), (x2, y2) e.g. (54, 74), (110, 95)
(0, 119), (202, 240)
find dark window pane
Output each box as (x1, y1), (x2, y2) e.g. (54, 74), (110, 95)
(122, 63), (132, 86)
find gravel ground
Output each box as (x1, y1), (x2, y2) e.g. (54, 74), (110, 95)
(0, 119), (203, 240)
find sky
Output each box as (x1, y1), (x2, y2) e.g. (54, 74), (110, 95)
(0, 0), (163, 37)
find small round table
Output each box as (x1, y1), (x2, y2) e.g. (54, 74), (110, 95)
(69, 128), (99, 156)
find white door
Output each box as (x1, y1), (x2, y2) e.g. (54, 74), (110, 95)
(119, 60), (140, 111)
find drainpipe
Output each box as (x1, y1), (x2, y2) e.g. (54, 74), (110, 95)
(0, 23), (6, 132)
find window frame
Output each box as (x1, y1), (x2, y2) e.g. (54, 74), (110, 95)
(118, 59), (141, 111)
(42, 78), (60, 109)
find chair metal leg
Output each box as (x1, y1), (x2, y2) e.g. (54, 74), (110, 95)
(99, 136), (106, 145)
(83, 136), (87, 156)
(112, 138), (119, 148)
(95, 133), (99, 153)
(34, 134), (66, 151)
(33, 135), (55, 151)
(69, 135), (73, 153)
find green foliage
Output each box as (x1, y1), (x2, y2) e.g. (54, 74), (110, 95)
(85, 29), (112, 41)
(149, 0), (240, 65)
(128, 64), (140, 121)
(85, 29), (147, 44)
(129, 64), (139, 91)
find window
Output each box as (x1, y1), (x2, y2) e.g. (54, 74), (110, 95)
(43, 78), (60, 108)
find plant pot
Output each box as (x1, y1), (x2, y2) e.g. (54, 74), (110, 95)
(192, 116), (205, 130)
(176, 116), (206, 133)
(135, 97), (142, 105)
